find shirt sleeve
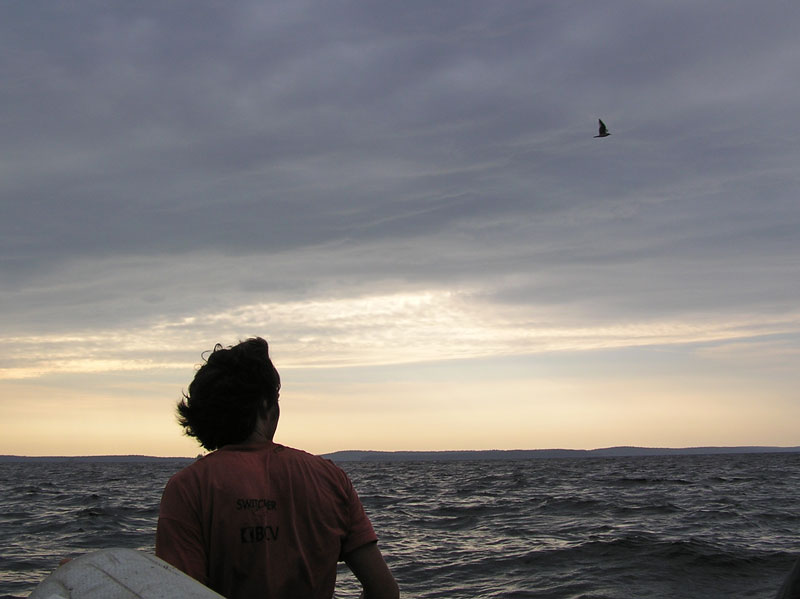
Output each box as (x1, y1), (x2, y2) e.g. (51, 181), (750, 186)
(340, 475), (379, 558)
(155, 476), (208, 584)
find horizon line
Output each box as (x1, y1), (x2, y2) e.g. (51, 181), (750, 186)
(3, 444), (800, 461)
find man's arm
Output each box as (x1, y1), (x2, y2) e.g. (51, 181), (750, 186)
(155, 516), (208, 585)
(345, 542), (399, 599)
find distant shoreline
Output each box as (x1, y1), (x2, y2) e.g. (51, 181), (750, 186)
(0, 454), (195, 463)
(323, 446), (800, 462)
(2, 446), (799, 463)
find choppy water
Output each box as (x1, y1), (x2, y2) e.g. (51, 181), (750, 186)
(1, 453), (799, 598)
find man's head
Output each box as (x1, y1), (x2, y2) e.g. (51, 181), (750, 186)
(177, 337), (281, 451)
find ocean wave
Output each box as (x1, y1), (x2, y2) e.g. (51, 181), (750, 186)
(3, 454), (799, 598)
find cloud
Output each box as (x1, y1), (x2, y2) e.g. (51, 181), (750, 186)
(3, 282), (798, 380)
(1, 0), (799, 375)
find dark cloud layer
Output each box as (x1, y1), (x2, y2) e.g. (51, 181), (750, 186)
(2, 1), (799, 341)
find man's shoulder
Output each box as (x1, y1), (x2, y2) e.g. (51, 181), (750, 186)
(274, 444), (352, 485)
(276, 444), (342, 469)
(165, 449), (244, 485)
(170, 443), (347, 483)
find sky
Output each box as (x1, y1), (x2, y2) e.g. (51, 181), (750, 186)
(1, 1), (799, 457)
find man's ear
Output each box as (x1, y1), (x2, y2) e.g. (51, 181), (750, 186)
(261, 399), (279, 421)
(257, 398), (271, 420)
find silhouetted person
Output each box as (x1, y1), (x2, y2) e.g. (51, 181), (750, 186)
(156, 337), (398, 599)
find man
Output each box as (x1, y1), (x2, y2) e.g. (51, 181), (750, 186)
(156, 337), (398, 599)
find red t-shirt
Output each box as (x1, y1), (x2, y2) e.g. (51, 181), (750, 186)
(156, 442), (377, 599)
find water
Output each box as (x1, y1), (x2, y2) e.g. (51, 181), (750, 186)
(1, 453), (798, 598)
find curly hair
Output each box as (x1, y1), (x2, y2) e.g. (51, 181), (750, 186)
(177, 337), (281, 451)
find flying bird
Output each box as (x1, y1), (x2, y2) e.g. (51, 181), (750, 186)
(594, 119), (610, 138)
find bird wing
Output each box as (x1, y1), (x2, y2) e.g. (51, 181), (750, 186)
(598, 119), (608, 134)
